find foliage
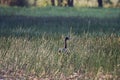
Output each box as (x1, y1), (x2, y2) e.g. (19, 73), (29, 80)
(0, 0), (120, 7)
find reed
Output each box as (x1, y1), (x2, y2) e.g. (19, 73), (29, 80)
(0, 33), (120, 79)
(0, 6), (120, 79)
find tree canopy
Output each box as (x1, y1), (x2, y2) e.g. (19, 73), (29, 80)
(0, 0), (120, 7)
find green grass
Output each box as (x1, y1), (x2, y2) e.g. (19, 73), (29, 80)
(0, 15), (120, 37)
(0, 6), (120, 79)
(0, 6), (120, 17)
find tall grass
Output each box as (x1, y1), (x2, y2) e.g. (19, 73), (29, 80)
(0, 7), (120, 79)
(0, 33), (120, 79)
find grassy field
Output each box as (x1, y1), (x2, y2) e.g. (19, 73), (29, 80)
(0, 6), (120, 17)
(0, 6), (120, 80)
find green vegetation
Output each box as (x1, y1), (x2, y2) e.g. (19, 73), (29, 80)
(0, 7), (120, 79)
(0, 6), (120, 17)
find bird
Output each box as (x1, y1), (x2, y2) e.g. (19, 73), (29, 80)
(58, 36), (70, 54)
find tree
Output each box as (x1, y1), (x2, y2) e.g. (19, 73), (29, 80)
(58, 0), (63, 6)
(33, 0), (37, 6)
(116, 0), (120, 7)
(68, 0), (73, 7)
(51, 0), (55, 6)
(105, 0), (112, 4)
(0, 0), (12, 5)
(97, 0), (103, 7)
(15, 0), (27, 6)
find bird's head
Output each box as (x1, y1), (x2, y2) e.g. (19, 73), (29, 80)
(65, 36), (70, 41)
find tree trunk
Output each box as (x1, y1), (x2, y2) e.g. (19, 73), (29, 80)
(33, 0), (37, 6)
(51, 0), (55, 6)
(58, 0), (63, 6)
(68, 0), (73, 7)
(98, 0), (103, 7)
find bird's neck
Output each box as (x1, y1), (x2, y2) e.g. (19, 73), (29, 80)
(64, 39), (67, 48)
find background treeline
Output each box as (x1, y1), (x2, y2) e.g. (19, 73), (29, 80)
(0, 0), (120, 7)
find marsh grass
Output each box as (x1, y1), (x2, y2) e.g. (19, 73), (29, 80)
(0, 33), (120, 79)
(0, 15), (120, 38)
(0, 6), (120, 79)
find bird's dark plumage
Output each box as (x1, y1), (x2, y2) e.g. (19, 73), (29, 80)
(58, 36), (70, 54)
